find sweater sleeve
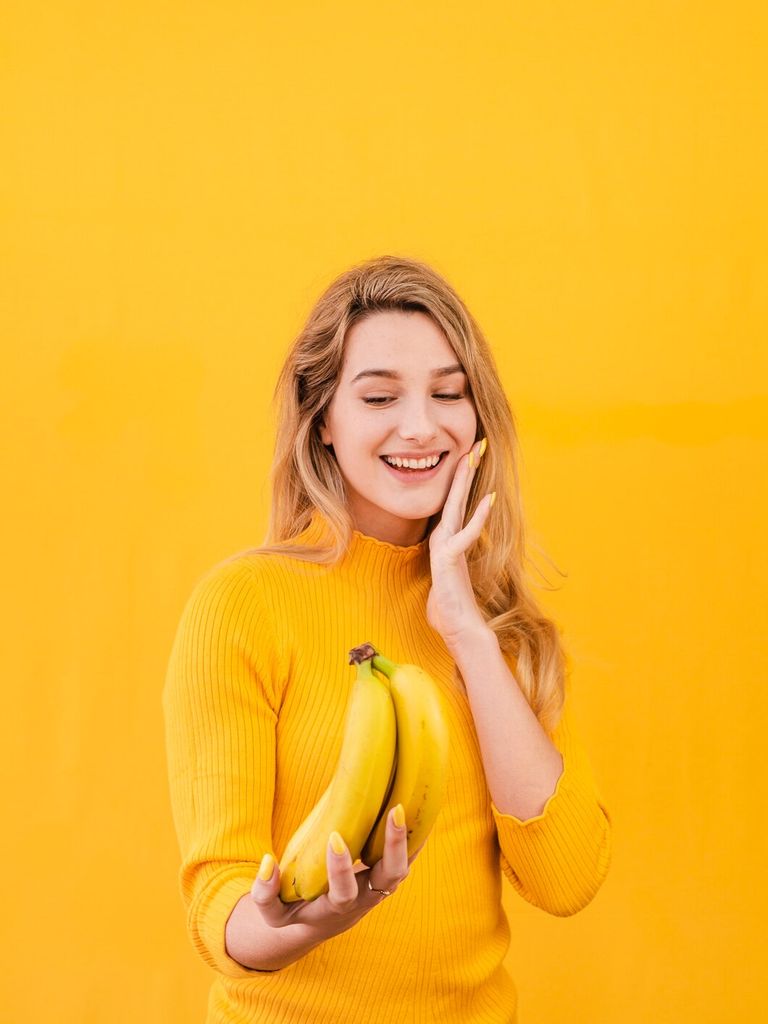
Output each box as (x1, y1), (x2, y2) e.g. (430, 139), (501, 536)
(491, 679), (613, 917)
(161, 557), (282, 978)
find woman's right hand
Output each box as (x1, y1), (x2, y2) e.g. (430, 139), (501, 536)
(251, 805), (422, 937)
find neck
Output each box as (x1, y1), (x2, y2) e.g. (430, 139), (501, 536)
(352, 515), (430, 548)
(297, 507), (432, 588)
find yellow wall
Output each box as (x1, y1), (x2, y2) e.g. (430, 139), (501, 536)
(2, 2), (765, 1020)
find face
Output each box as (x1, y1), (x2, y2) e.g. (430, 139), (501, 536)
(319, 310), (478, 546)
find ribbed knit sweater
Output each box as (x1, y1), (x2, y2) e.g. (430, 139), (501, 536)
(162, 508), (612, 1023)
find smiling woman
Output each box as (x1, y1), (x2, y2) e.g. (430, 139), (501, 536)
(162, 254), (612, 1024)
(317, 309), (478, 546)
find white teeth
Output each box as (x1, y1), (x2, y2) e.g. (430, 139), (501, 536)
(383, 454), (441, 469)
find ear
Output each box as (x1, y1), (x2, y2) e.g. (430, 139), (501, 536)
(319, 413), (331, 447)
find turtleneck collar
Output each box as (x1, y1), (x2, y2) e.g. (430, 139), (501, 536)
(297, 507), (432, 588)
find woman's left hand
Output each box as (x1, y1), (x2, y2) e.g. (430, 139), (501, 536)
(426, 438), (494, 652)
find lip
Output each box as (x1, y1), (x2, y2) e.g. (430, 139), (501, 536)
(379, 451), (448, 482)
(382, 450), (446, 460)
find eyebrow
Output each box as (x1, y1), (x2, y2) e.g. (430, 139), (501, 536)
(350, 363), (466, 385)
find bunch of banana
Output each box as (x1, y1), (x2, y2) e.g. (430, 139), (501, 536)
(278, 641), (450, 903)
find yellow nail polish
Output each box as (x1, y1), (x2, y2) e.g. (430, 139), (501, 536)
(479, 437), (488, 458)
(468, 450), (475, 469)
(393, 803), (405, 828)
(258, 853), (275, 881)
(329, 831), (348, 856)
(489, 491), (497, 507)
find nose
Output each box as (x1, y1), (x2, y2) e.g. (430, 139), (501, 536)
(396, 396), (440, 446)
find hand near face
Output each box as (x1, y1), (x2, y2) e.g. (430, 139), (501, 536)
(426, 438), (494, 650)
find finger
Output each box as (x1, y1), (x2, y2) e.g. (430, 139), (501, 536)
(454, 491), (495, 551)
(459, 447), (478, 526)
(325, 832), (359, 912)
(370, 805), (409, 897)
(443, 436), (487, 539)
(251, 853), (293, 928)
(440, 448), (475, 535)
(464, 438), (489, 510)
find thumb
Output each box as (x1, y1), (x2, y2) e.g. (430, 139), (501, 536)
(252, 853), (298, 928)
(251, 852), (278, 902)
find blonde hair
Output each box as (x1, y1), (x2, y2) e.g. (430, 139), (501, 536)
(242, 254), (568, 733)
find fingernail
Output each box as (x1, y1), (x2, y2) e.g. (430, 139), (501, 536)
(329, 831), (348, 856)
(478, 437), (488, 459)
(468, 450), (475, 469)
(393, 803), (405, 828)
(489, 491), (497, 507)
(258, 853), (275, 881)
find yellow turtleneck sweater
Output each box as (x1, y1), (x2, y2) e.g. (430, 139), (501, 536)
(162, 509), (612, 1023)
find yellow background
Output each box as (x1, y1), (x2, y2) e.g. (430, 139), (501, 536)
(2, 1), (766, 1020)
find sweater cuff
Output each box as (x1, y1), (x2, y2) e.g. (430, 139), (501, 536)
(188, 865), (266, 978)
(490, 753), (612, 916)
(491, 753), (568, 828)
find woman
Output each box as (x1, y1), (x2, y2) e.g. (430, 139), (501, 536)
(162, 255), (612, 1023)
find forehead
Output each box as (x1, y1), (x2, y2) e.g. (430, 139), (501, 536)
(341, 310), (460, 378)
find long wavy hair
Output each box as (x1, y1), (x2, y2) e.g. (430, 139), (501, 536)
(239, 254), (568, 733)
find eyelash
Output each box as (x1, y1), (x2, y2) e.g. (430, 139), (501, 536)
(363, 394), (465, 406)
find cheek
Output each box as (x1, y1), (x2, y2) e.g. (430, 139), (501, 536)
(456, 405), (478, 441)
(334, 413), (380, 460)
(328, 403), (368, 442)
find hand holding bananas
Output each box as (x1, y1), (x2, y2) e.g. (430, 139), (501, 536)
(251, 643), (449, 927)
(250, 795), (412, 950)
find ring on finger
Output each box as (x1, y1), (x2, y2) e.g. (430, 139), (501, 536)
(367, 876), (392, 897)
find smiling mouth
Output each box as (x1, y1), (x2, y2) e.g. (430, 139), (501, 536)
(379, 452), (448, 473)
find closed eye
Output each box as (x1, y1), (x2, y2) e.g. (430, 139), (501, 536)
(363, 394), (465, 406)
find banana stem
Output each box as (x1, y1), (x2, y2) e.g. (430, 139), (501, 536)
(355, 657), (375, 680)
(371, 654), (397, 679)
(347, 642), (398, 682)
(348, 642), (378, 665)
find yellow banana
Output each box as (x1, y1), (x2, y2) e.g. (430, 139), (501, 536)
(360, 646), (450, 866)
(289, 653), (396, 901)
(278, 780), (333, 902)
(279, 754), (397, 901)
